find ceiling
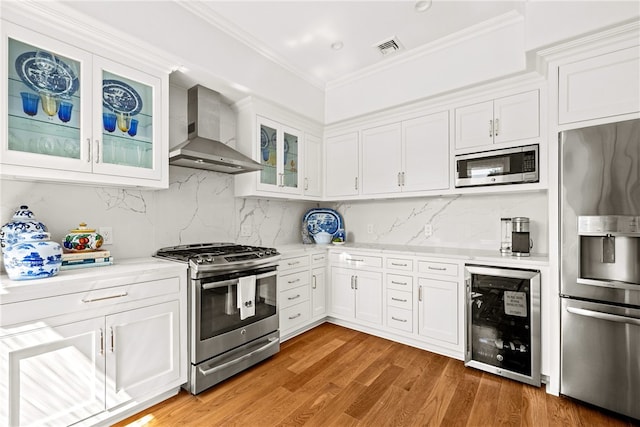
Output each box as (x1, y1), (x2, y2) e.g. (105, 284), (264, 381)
(179, 1), (524, 88)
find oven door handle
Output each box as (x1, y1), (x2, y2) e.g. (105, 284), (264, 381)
(566, 306), (640, 326)
(197, 337), (279, 377)
(200, 270), (278, 290)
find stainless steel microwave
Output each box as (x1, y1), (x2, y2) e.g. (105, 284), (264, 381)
(455, 145), (539, 188)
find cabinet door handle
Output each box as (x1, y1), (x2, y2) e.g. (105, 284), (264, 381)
(391, 280), (407, 286)
(397, 172), (402, 187)
(289, 313), (302, 320)
(110, 327), (115, 353)
(418, 285), (423, 302)
(489, 120), (493, 138)
(494, 118), (499, 136)
(401, 172), (405, 186)
(347, 258), (364, 263)
(287, 261), (300, 266)
(304, 177), (309, 190)
(391, 297), (407, 303)
(354, 276), (358, 290)
(288, 294), (301, 301)
(99, 328), (104, 355)
(391, 316), (408, 323)
(312, 275), (317, 289)
(82, 292), (128, 303)
(87, 138), (91, 163)
(287, 278), (301, 284)
(427, 266), (447, 271)
(350, 276), (354, 289)
(355, 177), (358, 191)
(391, 262), (407, 267)
(94, 139), (100, 163)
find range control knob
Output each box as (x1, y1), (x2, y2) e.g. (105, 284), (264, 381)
(206, 257), (213, 263)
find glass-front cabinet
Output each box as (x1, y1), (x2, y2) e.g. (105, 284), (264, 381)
(1, 21), (166, 188)
(257, 115), (302, 195)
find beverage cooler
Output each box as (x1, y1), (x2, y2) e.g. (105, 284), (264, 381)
(465, 264), (541, 386)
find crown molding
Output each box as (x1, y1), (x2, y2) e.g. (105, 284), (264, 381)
(176, 1), (327, 91)
(326, 10), (524, 91)
(2, 0), (179, 74)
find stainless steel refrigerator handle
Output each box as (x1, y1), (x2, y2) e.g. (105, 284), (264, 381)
(576, 277), (640, 291)
(198, 337), (279, 377)
(567, 306), (640, 326)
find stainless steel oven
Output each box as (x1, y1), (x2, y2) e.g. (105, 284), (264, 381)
(155, 243), (280, 395)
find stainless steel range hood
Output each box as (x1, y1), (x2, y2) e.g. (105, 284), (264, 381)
(169, 85), (263, 174)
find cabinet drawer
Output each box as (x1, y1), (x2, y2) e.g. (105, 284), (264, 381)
(280, 255), (310, 272)
(386, 273), (413, 291)
(387, 289), (412, 310)
(330, 252), (382, 269)
(311, 252), (327, 265)
(280, 286), (310, 310)
(280, 301), (311, 331)
(386, 257), (413, 271)
(1, 277), (180, 327)
(417, 260), (458, 277)
(278, 270), (309, 292)
(387, 306), (413, 333)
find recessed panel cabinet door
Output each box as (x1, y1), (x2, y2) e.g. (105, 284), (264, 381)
(0, 318), (106, 427)
(402, 111), (449, 192)
(325, 132), (359, 197)
(330, 267), (356, 318)
(361, 123), (402, 195)
(493, 91), (539, 145)
(105, 300), (180, 409)
(418, 278), (459, 345)
(454, 100), (494, 150)
(354, 270), (383, 325)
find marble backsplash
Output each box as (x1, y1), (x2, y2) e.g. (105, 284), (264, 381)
(0, 168), (318, 269)
(332, 191), (549, 254)
(1, 171), (548, 274)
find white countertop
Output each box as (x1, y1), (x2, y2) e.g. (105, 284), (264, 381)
(278, 242), (549, 267)
(0, 258), (187, 305)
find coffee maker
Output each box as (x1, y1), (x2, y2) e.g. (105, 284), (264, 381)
(511, 217), (533, 257)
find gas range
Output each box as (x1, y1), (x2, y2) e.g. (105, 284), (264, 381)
(154, 242), (280, 278)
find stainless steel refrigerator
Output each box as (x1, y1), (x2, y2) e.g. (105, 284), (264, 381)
(559, 118), (639, 420)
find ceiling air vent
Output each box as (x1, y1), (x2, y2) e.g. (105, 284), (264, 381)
(374, 36), (403, 56)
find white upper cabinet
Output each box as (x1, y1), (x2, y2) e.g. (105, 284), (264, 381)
(454, 90), (539, 151)
(255, 115), (303, 195)
(303, 133), (322, 198)
(325, 131), (359, 197)
(559, 46), (640, 124)
(1, 20), (168, 188)
(401, 112), (449, 192)
(234, 98), (322, 200)
(361, 123), (403, 195)
(361, 111), (449, 195)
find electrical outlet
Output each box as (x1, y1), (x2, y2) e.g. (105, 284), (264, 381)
(99, 227), (113, 245)
(367, 224), (374, 234)
(424, 223), (433, 237)
(240, 224), (252, 237)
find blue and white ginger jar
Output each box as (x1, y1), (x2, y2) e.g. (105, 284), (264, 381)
(3, 232), (63, 280)
(1, 205), (48, 253)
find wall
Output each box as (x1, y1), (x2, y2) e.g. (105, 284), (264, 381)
(332, 191), (548, 254)
(0, 170), (317, 271)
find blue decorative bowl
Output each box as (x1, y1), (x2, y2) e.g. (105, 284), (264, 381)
(3, 232), (63, 281)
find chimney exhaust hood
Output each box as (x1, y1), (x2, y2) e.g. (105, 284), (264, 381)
(169, 85), (263, 174)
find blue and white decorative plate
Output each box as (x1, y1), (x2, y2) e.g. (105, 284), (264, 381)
(302, 208), (344, 243)
(103, 79), (143, 115)
(15, 51), (79, 96)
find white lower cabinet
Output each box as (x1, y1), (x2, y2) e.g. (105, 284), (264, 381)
(0, 317), (106, 426)
(278, 250), (327, 338)
(417, 277), (459, 345)
(105, 301), (180, 408)
(0, 262), (186, 427)
(330, 266), (382, 325)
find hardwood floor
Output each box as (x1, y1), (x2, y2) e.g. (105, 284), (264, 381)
(114, 323), (637, 427)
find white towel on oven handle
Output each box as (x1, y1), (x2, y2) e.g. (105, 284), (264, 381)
(237, 275), (256, 320)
